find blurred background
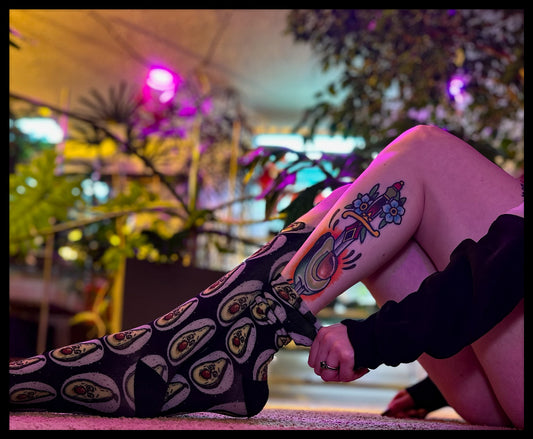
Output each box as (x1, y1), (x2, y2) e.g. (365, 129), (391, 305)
(9, 9), (523, 416)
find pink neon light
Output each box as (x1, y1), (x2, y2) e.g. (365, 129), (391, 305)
(447, 74), (468, 98)
(146, 67), (184, 103)
(147, 68), (175, 91)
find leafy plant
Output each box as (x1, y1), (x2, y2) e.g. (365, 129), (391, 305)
(10, 69), (266, 270)
(9, 149), (85, 255)
(240, 144), (368, 226)
(286, 9), (523, 161)
(246, 9), (523, 224)
(9, 74), (263, 336)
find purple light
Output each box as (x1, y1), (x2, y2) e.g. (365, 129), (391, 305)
(147, 68), (174, 91)
(448, 75), (466, 98)
(447, 73), (472, 110)
(146, 67), (182, 103)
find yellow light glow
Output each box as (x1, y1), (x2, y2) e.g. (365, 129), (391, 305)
(137, 245), (151, 260)
(67, 228), (83, 242)
(63, 138), (117, 160)
(37, 106), (52, 117)
(148, 248), (160, 261)
(109, 234), (121, 246)
(58, 246), (79, 261)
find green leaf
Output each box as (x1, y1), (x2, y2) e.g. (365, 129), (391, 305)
(279, 181), (326, 227)
(285, 9), (523, 171)
(9, 149), (84, 252)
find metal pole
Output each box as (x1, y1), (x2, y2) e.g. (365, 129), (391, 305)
(36, 231), (55, 354)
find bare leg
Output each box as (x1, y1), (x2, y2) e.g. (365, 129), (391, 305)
(280, 125), (523, 427)
(470, 299), (524, 428)
(468, 200), (524, 429)
(363, 240), (512, 427)
(281, 125), (523, 311)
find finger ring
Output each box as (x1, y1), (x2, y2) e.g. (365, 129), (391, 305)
(320, 361), (338, 371)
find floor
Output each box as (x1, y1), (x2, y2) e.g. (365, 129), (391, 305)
(11, 343), (498, 430)
(265, 347), (461, 420)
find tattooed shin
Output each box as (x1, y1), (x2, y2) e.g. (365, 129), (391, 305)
(292, 181), (406, 296)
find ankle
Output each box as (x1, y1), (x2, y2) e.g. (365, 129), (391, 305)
(269, 275), (321, 347)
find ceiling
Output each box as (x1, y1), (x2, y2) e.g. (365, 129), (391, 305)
(9, 9), (342, 131)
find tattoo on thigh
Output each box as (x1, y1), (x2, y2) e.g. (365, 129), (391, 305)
(293, 181), (406, 296)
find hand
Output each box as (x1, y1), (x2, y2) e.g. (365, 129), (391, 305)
(308, 323), (369, 382)
(382, 389), (429, 419)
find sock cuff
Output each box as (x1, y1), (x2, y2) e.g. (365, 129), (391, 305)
(269, 274), (322, 346)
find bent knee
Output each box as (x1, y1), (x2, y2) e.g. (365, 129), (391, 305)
(379, 125), (442, 157)
(381, 124), (475, 167)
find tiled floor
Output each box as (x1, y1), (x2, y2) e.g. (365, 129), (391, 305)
(265, 347), (461, 420)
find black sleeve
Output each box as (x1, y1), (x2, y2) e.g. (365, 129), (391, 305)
(341, 214), (524, 370)
(406, 376), (448, 411)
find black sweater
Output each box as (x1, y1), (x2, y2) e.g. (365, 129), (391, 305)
(342, 214), (524, 370)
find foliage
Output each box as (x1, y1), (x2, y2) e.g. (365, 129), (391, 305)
(9, 149), (85, 255)
(9, 75), (262, 335)
(70, 78), (257, 265)
(78, 78), (250, 202)
(9, 71), (261, 278)
(286, 9), (523, 160)
(240, 144), (369, 226)
(244, 9), (523, 224)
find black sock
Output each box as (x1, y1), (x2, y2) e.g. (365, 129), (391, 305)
(9, 221), (320, 417)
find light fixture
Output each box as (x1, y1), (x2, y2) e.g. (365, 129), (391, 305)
(447, 75), (466, 99)
(252, 133), (364, 156)
(447, 73), (472, 110)
(13, 117), (64, 144)
(145, 67), (182, 103)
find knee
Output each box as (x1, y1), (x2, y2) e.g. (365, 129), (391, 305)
(406, 124), (444, 137)
(395, 124), (447, 148)
(380, 124), (456, 160)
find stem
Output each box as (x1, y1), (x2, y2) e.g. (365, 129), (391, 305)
(10, 204), (182, 244)
(120, 139), (190, 218)
(188, 118), (202, 212)
(36, 231), (54, 354)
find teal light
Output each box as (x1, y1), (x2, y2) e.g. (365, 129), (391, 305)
(252, 133), (364, 155)
(252, 133), (364, 191)
(14, 117), (64, 144)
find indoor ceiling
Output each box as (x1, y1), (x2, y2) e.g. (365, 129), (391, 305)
(9, 9), (342, 131)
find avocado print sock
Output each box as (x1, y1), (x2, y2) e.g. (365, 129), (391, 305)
(9, 221), (321, 418)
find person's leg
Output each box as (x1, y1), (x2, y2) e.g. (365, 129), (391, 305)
(469, 200), (524, 429)
(8, 183), (352, 418)
(281, 125), (523, 314)
(278, 125), (523, 426)
(470, 299), (524, 429)
(363, 239), (512, 427)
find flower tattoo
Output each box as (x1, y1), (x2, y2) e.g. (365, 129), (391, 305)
(382, 199), (405, 225)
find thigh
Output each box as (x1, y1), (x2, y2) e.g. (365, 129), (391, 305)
(363, 239), (512, 426)
(471, 299), (524, 429)
(400, 126), (524, 270)
(363, 238), (434, 307)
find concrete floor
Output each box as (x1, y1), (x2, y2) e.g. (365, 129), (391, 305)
(265, 347), (461, 420)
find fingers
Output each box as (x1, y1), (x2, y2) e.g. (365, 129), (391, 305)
(308, 324), (369, 382)
(383, 389), (412, 414)
(382, 389), (429, 419)
(307, 327), (322, 370)
(308, 326), (341, 379)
